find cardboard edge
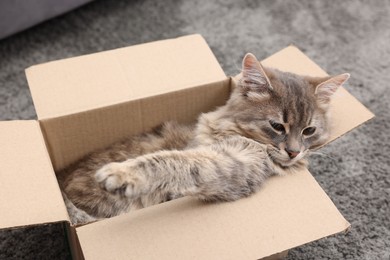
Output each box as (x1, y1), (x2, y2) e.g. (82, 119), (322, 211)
(279, 222), (351, 259)
(65, 223), (85, 260)
(25, 34), (206, 71)
(261, 250), (289, 260)
(34, 121), (71, 223)
(26, 34), (227, 120)
(316, 108), (375, 150)
(0, 220), (69, 233)
(270, 168), (352, 257)
(264, 45), (327, 76)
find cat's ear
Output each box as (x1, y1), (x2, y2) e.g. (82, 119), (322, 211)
(239, 53), (272, 99)
(315, 73), (350, 106)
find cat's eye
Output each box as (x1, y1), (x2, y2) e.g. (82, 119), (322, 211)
(269, 120), (285, 133)
(302, 127), (316, 136)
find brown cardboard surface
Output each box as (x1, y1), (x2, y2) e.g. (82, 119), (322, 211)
(26, 34), (226, 120)
(74, 45), (373, 259)
(42, 79), (230, 172)
(0, 121), (69, 229)
(77, 169), (349, 260)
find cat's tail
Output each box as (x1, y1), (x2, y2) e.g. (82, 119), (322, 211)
(61, 192), (99, 225)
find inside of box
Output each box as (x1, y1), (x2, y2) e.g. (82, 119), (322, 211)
(40, 78), (231, 224)
(43, 79), (231, 173)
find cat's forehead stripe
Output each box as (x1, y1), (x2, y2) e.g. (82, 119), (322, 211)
(279, 78), (313, 127)
(282, 108), (288, 123)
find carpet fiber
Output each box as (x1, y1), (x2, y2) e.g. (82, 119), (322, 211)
(0, 0), (389, 259)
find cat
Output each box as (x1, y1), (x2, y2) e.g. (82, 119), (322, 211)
(58, 53), (349, 225)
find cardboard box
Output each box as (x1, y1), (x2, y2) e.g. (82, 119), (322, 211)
(0, 35), (374, 259)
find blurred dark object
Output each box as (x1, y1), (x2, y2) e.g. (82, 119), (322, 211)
(0, 0), (94, 40)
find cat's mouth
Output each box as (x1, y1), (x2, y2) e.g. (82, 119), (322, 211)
(266, 145), (307, 167)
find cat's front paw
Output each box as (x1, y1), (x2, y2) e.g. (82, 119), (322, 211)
(95, 162), (145, 198)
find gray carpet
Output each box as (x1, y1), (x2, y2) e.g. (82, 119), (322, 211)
(0, 0), (389, 259)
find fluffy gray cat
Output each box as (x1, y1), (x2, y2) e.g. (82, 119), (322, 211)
(58, 53), (349, 225)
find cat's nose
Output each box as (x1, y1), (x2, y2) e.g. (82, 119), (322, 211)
(285, 148), (300, 159)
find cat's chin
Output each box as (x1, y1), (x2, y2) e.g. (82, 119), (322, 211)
(273, 157), (308, 177)
(278, 158), (307, 168)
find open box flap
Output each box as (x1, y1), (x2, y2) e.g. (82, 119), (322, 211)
(76, 169), (349, 260)
(26, 34), (226, 120)
(0, 121), (69, 229)
(75, 46), (373, 259)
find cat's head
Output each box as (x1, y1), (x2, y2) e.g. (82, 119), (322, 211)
(230, 53), (349, 167)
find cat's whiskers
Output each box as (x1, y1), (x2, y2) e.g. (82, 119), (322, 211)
(307, 151), (324, 156)
(307, 150), (335, 160)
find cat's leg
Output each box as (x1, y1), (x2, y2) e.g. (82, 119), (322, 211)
(95, 137), (275, 202)
(62, 192), (99, 225)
